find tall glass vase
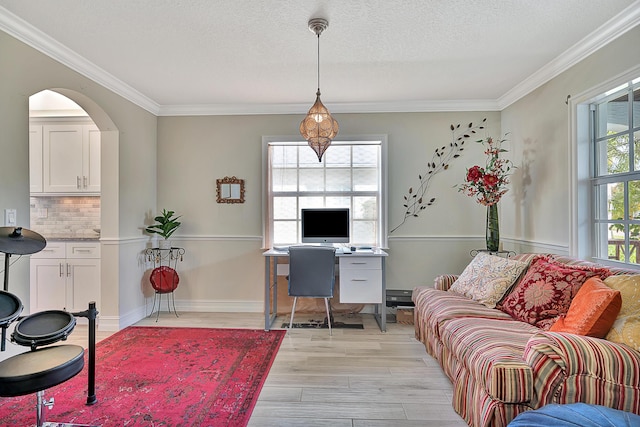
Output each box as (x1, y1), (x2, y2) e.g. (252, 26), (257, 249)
(486, 203), (500, 252)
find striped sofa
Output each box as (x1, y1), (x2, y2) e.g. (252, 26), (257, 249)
(412, 253), (640, 427)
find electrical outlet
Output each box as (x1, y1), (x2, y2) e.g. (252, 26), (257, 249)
(4, 209), (16, 226)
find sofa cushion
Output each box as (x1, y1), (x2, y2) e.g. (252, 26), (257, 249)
(499, 255), (611, 330)
(413, 287), (513, 342)
(549, 277), (621, 338)
(605, 274), (640, 352)
(449, 252), (528, 308)
(440, 317), (539, 403)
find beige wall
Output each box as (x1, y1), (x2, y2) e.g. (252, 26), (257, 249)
(2, 23), (639, 329)
(0, 31), (157, 329)
(157, 112), (501, 305)
(501, 25), (640, 255)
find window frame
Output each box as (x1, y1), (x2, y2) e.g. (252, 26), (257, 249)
(571, 66), (640, 266)
(261, 135), (388, 249)
(590, 78), (640, 265)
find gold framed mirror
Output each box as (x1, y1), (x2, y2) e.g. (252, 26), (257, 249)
(216, 176), (245, 204)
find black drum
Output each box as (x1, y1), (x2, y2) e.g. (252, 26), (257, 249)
(12, 310), (76, 351)
(0, 290), (22, 327)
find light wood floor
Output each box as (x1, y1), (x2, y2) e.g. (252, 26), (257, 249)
(2, 311), (467, 426)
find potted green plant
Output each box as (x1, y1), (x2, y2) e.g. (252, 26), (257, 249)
(146, 209), (182, 249)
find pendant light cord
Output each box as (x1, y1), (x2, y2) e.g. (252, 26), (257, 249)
(317, 32), (321, 91)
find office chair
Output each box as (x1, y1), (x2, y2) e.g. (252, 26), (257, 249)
(287, 246), (336, 336)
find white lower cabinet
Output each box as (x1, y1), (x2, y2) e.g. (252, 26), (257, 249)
(338, 256), (383, 303)
(30, 241), (100, 314)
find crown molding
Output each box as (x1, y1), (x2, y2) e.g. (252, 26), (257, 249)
(0, 6), (160, 115)
(2, 2), (638, 116)
(157, 99), (501, 116)
(498, 0), (640, 110)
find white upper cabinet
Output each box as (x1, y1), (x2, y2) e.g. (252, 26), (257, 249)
(31, 121), (101, 194)
(43, 124), (84, 193)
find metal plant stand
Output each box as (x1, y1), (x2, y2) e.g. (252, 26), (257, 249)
(145, 247), (185, 321)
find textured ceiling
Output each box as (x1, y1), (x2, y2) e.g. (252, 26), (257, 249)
(1, 0), (639, 115)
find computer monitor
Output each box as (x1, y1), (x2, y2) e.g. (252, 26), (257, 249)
(301, 208), (350, 244)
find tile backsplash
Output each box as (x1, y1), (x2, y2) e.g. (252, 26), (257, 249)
(30, 196), (100, 238)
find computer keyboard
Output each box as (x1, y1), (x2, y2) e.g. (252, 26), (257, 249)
(355, 247), (374, 253)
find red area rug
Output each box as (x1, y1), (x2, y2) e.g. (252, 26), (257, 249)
(0, 326), (285, 426)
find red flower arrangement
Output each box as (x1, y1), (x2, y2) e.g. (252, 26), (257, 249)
(458, 136), (513, 206)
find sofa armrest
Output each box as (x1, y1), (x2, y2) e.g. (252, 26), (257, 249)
(524, 331), (640, 413)
(434, 274), (459, 291)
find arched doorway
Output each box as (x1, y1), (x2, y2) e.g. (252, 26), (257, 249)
(27, 88), (119, 329)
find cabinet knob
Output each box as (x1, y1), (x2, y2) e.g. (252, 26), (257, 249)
(77, 176), (81, 189)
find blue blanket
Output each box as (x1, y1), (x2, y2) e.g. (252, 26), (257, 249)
(508, 403), (640, 427)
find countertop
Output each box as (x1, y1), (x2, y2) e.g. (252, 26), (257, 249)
(43, 234), (100, 241)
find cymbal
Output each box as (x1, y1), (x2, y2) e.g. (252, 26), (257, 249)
(0, 227), (46, 255)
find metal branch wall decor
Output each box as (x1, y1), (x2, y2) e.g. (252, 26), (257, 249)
(390, 118), (486, 233)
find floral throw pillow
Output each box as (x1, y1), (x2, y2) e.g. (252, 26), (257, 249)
(499, 255), (611, 330)
(449, 252), (528, 308)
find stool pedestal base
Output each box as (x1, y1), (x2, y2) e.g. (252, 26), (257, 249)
(34, 390), (99, 427)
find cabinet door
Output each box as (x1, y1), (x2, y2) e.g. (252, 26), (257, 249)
(30, 258), (67, 312)
(43, 124), (84, 192)
(83, 125), (101, 192)
(67, 259), (100, 313)
(29, 125), (43, 193)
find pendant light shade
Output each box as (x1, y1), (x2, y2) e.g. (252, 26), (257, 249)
(300, 90), (339, 162)
(300, 18), (338, 162)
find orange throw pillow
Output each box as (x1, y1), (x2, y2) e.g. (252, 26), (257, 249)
(550, 277), (621, 338)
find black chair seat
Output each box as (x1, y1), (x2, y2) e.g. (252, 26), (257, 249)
(0, 344), (84, 397)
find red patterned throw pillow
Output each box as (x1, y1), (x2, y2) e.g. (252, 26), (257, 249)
(499, 255), (611, 330)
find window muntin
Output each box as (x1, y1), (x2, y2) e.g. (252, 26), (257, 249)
(265, 140), (385, 247)
(592, 79), (640, 264)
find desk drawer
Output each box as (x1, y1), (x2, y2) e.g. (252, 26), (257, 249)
(339, 269), (382, 303)
(339, 256), (381, 270)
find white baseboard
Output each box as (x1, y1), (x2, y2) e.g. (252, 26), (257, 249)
(99, 299), (264, 331)
(174, 299), (263, 313)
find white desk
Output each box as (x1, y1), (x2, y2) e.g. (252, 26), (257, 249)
(262, 248), (389, 332)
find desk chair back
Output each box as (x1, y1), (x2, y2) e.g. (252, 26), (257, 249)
(287, 246), (336, 335)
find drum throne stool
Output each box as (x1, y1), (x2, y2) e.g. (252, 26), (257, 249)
(0, 344), (96, 427)
(0, 304), (100, 427)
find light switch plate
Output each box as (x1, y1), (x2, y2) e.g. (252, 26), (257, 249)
(4, 209), (16, 226)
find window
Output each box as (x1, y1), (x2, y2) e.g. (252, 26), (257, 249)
(592, 77), (640, 264)
(263, 137), (387, 248)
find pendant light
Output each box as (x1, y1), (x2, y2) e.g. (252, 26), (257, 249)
(299, 18), (339, 162)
